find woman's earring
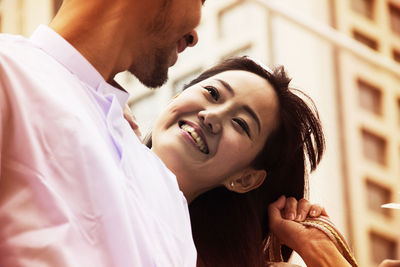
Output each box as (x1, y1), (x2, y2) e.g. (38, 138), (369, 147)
(173, 93), (180, 99)
(230, 181), (235, 188)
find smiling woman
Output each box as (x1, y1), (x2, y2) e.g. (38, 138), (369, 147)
(152, 68), (279, 202)
(144, 56), (355, 267)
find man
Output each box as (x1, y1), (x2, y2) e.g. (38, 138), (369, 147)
(0, 0), (204, 266)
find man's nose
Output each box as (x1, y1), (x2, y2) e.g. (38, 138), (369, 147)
(184, 30), (198, 47)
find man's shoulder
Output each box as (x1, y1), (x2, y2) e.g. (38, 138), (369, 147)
(0, 33), (30, 50)
(0, 32), (26, 40)
(0, 33), (36, 65)
(0, 34), (59, 80)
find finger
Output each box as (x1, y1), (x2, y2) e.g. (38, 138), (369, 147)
(123, 106), (136, 127)
(295, 198), (311, 221)
(284, 197), (297, 220)
(309, 204), (326, 217)
(130, 113), (138, 126)
(134, 128), (142, 141)
(126, 114), (141, 134)
(268, 195), (286, 222)
(320, 207), (328, 217)
(123, 105), (142, 140)
(268, 195), (297, 242)
(125, 113), (139, 130)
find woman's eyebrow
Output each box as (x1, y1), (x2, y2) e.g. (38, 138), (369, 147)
(243, 105), (261, 134)
(216, 79), (234, 96)
(215, 78), (261, 134)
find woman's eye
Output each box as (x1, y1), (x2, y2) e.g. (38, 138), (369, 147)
(233, 118), (250, 137)
(203, 86), (220, 101)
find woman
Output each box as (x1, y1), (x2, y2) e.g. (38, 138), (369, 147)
(137, 56), (354, 266)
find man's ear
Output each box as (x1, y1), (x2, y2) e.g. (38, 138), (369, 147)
(225, 168), (267, 193)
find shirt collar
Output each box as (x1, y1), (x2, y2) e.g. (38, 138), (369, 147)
(29, 24), (129, 107)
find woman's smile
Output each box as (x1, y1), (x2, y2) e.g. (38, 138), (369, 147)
(179, 120), (209, 154)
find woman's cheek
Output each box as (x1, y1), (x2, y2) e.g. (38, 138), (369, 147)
(222, 136), (247, 157)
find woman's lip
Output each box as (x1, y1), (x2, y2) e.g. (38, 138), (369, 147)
(181, 120), (209, 152)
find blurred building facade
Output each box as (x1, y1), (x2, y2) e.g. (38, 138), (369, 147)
(1, 0), (399, 266)
(0, 0), (61, 35)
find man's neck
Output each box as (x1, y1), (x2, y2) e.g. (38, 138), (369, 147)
(49, 1), (138, 81)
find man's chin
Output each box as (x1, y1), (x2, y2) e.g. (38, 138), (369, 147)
(129, 69), (168, 89)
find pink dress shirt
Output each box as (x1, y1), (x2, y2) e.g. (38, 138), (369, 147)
(0, 25), (196, 267)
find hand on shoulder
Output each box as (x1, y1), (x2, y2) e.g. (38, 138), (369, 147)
(123, 104), (142, 141)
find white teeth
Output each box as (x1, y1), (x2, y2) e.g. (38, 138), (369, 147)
(180, 123), (208, 153)
(191, 131), (199, 139)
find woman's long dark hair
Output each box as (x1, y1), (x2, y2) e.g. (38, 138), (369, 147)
(147, 56), (325, 266)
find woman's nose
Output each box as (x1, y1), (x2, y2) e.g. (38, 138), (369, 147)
(198, 110), (222, 134)
(185, 30), (198, 47)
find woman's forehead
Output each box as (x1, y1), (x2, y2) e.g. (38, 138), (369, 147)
(207, 70), (275, 101)
(207, 70), (270, 88)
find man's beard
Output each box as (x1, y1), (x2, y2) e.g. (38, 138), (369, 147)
(133, 3), (173, 88)
(129, 47), (171, 88)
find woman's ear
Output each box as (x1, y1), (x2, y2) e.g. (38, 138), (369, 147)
(225, 168), (267, 193)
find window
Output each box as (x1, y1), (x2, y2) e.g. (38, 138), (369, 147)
(353, 30), (379, 50)
(361, 129), (387, 165)
(219, 2), (246, 39)
(358, 79), (382, 115)
(351, 0), (374, 19)
(218, 1), (260, 40)
(389, 4), (400, 35)
(370, 232), (397, 264)
(366, 180), (391, 216)
(393, 50), (400, 63)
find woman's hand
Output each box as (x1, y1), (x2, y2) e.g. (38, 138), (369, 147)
(268, 196), (351, 267)
(280, 195), (327, 222)
(268, 195), (328, 250)
(123, 104), (142, 140)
